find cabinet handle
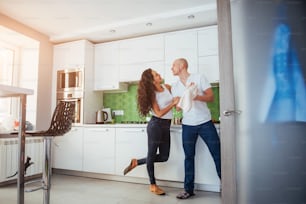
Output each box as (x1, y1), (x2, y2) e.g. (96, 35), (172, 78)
(90, 129), (109, 132)
(123, 129), (145, 133)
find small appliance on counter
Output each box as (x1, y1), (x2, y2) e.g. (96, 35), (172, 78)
(96, 108), (112, 124)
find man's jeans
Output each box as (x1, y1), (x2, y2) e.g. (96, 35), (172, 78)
(182, 120), (221, 193)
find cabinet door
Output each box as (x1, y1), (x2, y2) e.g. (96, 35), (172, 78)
(195, 131), (221, 190)
(119, 61), (164, 82)
(164, 30), (198, 84)
(119, 35), (164, 64)
(198, 26), (219, 56)
(115, 128), (148, 178)
(198, 55), (219, 83)
(94, 43), (121, 90)
(52, 127), (83, 171)
(155, 128), (185, 182)
(83, 127), (115, 174)
(53, 40), (86, 69)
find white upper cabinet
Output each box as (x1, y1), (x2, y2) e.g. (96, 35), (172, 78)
(164, 30), (198, 85)
(93, 26), (219, 90)
(94, 42), (122, 91)
(198, 26), (219, 56)
(118, 35), (164, 82)
(198, 55), (219, 83)
(53, 40), (88, 69)
(119, 35), (164, 64)
(119, 61), (164, 83)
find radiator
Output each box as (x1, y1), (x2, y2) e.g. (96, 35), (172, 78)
(0, 138), (44, 182)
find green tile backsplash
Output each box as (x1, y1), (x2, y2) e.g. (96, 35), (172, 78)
(103, 84), (220, 123)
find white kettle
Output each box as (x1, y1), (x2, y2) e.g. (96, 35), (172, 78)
(96, 110), (108, 124)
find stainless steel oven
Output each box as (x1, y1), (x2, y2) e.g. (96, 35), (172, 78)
(57, 91), (83, 124)
(57, 69), (83, 92)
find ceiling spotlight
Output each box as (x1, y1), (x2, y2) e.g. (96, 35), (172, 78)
(188, 15), (195, 19)
(146, 22), (152, 26)
(110, 29), (116, 33)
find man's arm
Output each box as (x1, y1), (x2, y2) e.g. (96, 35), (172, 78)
(194, 87), (214, 102)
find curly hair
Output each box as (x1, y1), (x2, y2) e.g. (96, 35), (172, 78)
(137, 68), (155, 117)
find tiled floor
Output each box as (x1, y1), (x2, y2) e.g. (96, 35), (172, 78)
(0, 174), (221, 204)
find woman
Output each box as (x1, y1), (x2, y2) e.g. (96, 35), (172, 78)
(123, 68), (179, 195)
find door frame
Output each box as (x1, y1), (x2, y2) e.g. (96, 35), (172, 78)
(216, 0), (237, 203)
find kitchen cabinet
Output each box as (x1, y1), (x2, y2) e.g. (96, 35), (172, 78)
(119, 35), (164, 64)
(83, 127), (115, 174)
(52, 40), (103, 124)
(53, 40), (88, 69)
(119, 35), (164, 82)
(115, 127), (148, 178)
(198, 26), (218, 56)
(155, 128), (185, 182)
(198, 55), (219, 83)
(94, 42), (127, 91)
(52, 127), (83, 171)
(195, 138), (221, 188)
(119, 61), (164, 82)
(164, 30), (198, 84)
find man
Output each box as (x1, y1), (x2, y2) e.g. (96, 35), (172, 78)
(171, 58), (221, 199)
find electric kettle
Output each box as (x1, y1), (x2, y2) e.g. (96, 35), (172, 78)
(96, 110), (108, 124)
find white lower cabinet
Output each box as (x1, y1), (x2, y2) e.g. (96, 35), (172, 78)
(52, 127), (83, 171)
(195, 138), (221, 186)
(83, 127), (115, 174)
(154, 128), (185, 182)
(115, 127), (148, 178)
(51, 125), (220, 191)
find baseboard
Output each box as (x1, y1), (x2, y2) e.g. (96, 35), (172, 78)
(52, 168), (221, 193)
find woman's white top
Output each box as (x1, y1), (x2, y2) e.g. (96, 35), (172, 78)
(152, 84), (173, 119)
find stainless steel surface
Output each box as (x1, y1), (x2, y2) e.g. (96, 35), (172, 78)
(43, 137), (52, 204)
(222, 110), (241, 117)
(56, 69), (83, 124)
(57, 69), (83, 92)
(17, 95), (26, 204)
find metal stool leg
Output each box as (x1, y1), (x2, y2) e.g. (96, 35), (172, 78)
(43, 137), (52, 204)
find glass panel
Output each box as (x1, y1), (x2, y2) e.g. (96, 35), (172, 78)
(231, 1), (306, 203)
(0, 47), (14, 119)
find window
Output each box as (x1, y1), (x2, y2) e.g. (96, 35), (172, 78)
(0, 26), (39, 130)
(0, 45), (15, 118)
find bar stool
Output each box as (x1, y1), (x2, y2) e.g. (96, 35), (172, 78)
(23, 101), (75, 204)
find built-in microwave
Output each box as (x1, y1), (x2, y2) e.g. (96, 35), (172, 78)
(57, 69), (83, 92)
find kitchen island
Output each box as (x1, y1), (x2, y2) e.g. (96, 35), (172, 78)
(52, 123), (221, 193)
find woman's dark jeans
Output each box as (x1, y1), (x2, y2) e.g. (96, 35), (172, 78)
(182, 120), (221, 194)
(137, 116), (171, 184)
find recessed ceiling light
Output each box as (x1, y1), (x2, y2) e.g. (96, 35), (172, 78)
(146, 22), (152, 26)
(188, 15), (195, 19)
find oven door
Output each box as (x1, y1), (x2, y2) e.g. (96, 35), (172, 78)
(57, 91), (83, 124)
(57, 98), (82, 124)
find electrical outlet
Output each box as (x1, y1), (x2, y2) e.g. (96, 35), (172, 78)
(113, 110), (124, 116)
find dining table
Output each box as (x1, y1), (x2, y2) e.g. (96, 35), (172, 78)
(0, 84), (34, 204)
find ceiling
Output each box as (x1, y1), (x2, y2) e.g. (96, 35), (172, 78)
(0, 0), (217, 44)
